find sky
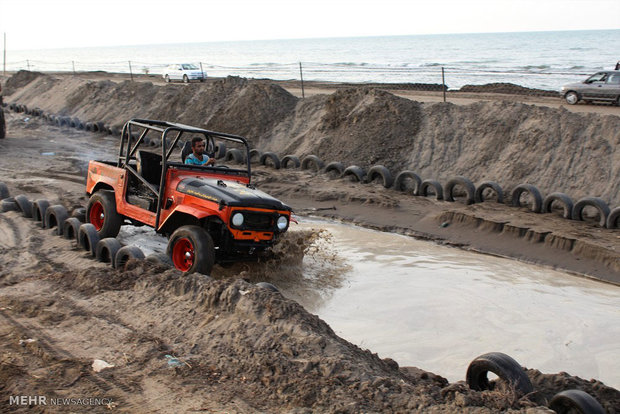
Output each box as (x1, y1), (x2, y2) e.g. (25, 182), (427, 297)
(0, 0), (619, 50)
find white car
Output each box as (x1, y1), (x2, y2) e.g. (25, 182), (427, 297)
(163, 64), (206, 83)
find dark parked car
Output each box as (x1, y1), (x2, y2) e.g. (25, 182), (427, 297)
(560, 71), (620, 105)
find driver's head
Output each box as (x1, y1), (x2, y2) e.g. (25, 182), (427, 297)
(191, 137), (205, 155)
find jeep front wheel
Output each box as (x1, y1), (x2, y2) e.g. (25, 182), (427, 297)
(167, 225), (215, 274)
(87, 190), (122, 238)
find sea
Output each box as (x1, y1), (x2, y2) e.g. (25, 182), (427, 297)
(4, 29), (619, 91)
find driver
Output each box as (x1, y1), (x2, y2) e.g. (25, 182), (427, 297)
(185, 137), (215, 166)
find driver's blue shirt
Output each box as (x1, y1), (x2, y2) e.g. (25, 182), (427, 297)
(185, 153), (210, 165)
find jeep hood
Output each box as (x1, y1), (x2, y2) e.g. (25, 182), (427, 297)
(177, 177), (290, 211)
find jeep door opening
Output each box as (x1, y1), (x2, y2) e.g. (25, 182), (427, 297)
(86, 119), (292, 274)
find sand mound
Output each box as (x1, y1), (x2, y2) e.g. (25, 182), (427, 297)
(459, 82), (558, 97)
(3, 72), (619, 205)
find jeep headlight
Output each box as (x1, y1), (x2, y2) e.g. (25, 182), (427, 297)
(277, 215), (289, 231)
(232, 212), (244, 227)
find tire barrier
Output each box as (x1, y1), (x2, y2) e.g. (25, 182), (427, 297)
(96, 238), (122, 264)
(225, 148), (245, 164)
(301, 155), (325, 172)
(393, 171), (422, 195)
(249, 149), (262, 164)
(572, 197), (610, 228)
(466, 352), (533, 396)
(59, 117), (71, 128)
(259, 152), (282, 169)
(548, 389), (605, 414)
(607, 206), (620, 229)
(419, 179), (444, 200)
(114, 245), (145, 269)
(366, 165), (394, 188)
(31, 199), (51, 225)
(93, 121), (105, 133)
(475, 181), (504, 204)
(511, 184), (543, 213)
(63, 217), (82, 240)
(69, 118), (80, 128)
(78, 223), (101, 256)
(0, 182), (9, 200)
(281, 155), (301, 169)
(542, 192), (574, 219)
(444, 176), (476, 205)
(71, 207), (86, 222)
(256, 282), (279, 292)
(1, 197), (19, 212)
(342, 165), (366, 182)
(14, 195), (33, 218)
(44, 205), (69, 235)
(325, 161), (345, 178)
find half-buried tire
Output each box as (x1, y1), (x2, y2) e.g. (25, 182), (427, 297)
(45, 205), (69, 235)
(444, 176), (475, 204)
(572, 197), (610, 227)
(114, 246), (145, 269)
(63, 217), (82, 240)
(419, 179), (444, 200)
(511, 184), (543, 213)
(167, 225), (215, 275)
(281, 155), (301, 169)
(342, 165), (366, 182)
(225, 148), (244, 164)
(78, 223), (100, 256)
(31, 199), (51, 225)
(256, 282), (279, 292)
(14, 195), (33, 218)
(259, 152), (281, 169)
(606, 206), (620, 229)
(366, 165), (394, 188)
(542, 192), (574, 219)
(0, 182), (9, 199)
(96, 238), (122, 264)
(1, 197), (18, 212)
(548, 389), (605, 414)
(324, 162), (345, 178)
(466, 352), (533, 396)
(301, 155), (325, 172)
(393, 171), (422, 195)
(475, 181), (504, 204)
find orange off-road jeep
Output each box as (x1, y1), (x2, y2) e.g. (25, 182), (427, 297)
(85, 119), (292, 274)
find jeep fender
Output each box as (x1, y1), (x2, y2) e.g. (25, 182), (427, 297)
(158, 205), (216, 234)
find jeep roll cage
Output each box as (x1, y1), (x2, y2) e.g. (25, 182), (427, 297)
(118, 119), (252, 229)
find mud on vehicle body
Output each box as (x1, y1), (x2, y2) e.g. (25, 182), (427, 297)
(85, 119), (292, 274)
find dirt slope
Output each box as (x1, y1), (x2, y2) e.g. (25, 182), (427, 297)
(4, 71), (620, 205)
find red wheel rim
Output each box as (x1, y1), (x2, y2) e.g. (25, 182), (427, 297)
(172, 237), (194, 272)
(89, 201), (104, 230)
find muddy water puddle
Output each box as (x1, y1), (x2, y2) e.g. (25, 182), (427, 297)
(117, 218), (620, 389)
(289, 218), (620, 389)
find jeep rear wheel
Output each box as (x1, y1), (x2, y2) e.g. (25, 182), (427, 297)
(87, 191), (122, 238)
(167, 225), (215, 274)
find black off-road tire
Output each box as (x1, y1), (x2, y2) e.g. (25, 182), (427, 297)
(225, 148), (245, 164)
(45, 205), (69, 235)
(71, 207), (86, 222)
(444, 176), (476, 204)
(96, 238), (122, 264)
(167, 225), (215, 275)
(419, 179), (444, 200)
(214, 142), (227, 159)
(606, 206), (620, 229)
(572, 197), (610, 227)
(183, 75), (189, 83)
(342, 165), (366, 182)
(511, 184), (543, 213)
(548, 389), (605, 414)
(367, 165), (394, 188)
(0, 182), (9, 199)
(324, 161), (345, 178)
(32, 199), (51, 225)
(281, 155), (301, 169)
(301, 155), (325, 172)
(1, 198), (18, 212)
(475, 181), (504, 203)
(466, 352), (533, 396)
(393, 171), (422, 195)
(114, 246), (145, 269)
(0, 107), (5, 139)
(87, 191), (122, 239)
(260, 152), (282, 169)
(94, 121), (105, 133)
(542, 192), (574, 219)
(78, 223), (101, 256)
(14, 195), (33, 218)
(63, 217), (82, 240)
